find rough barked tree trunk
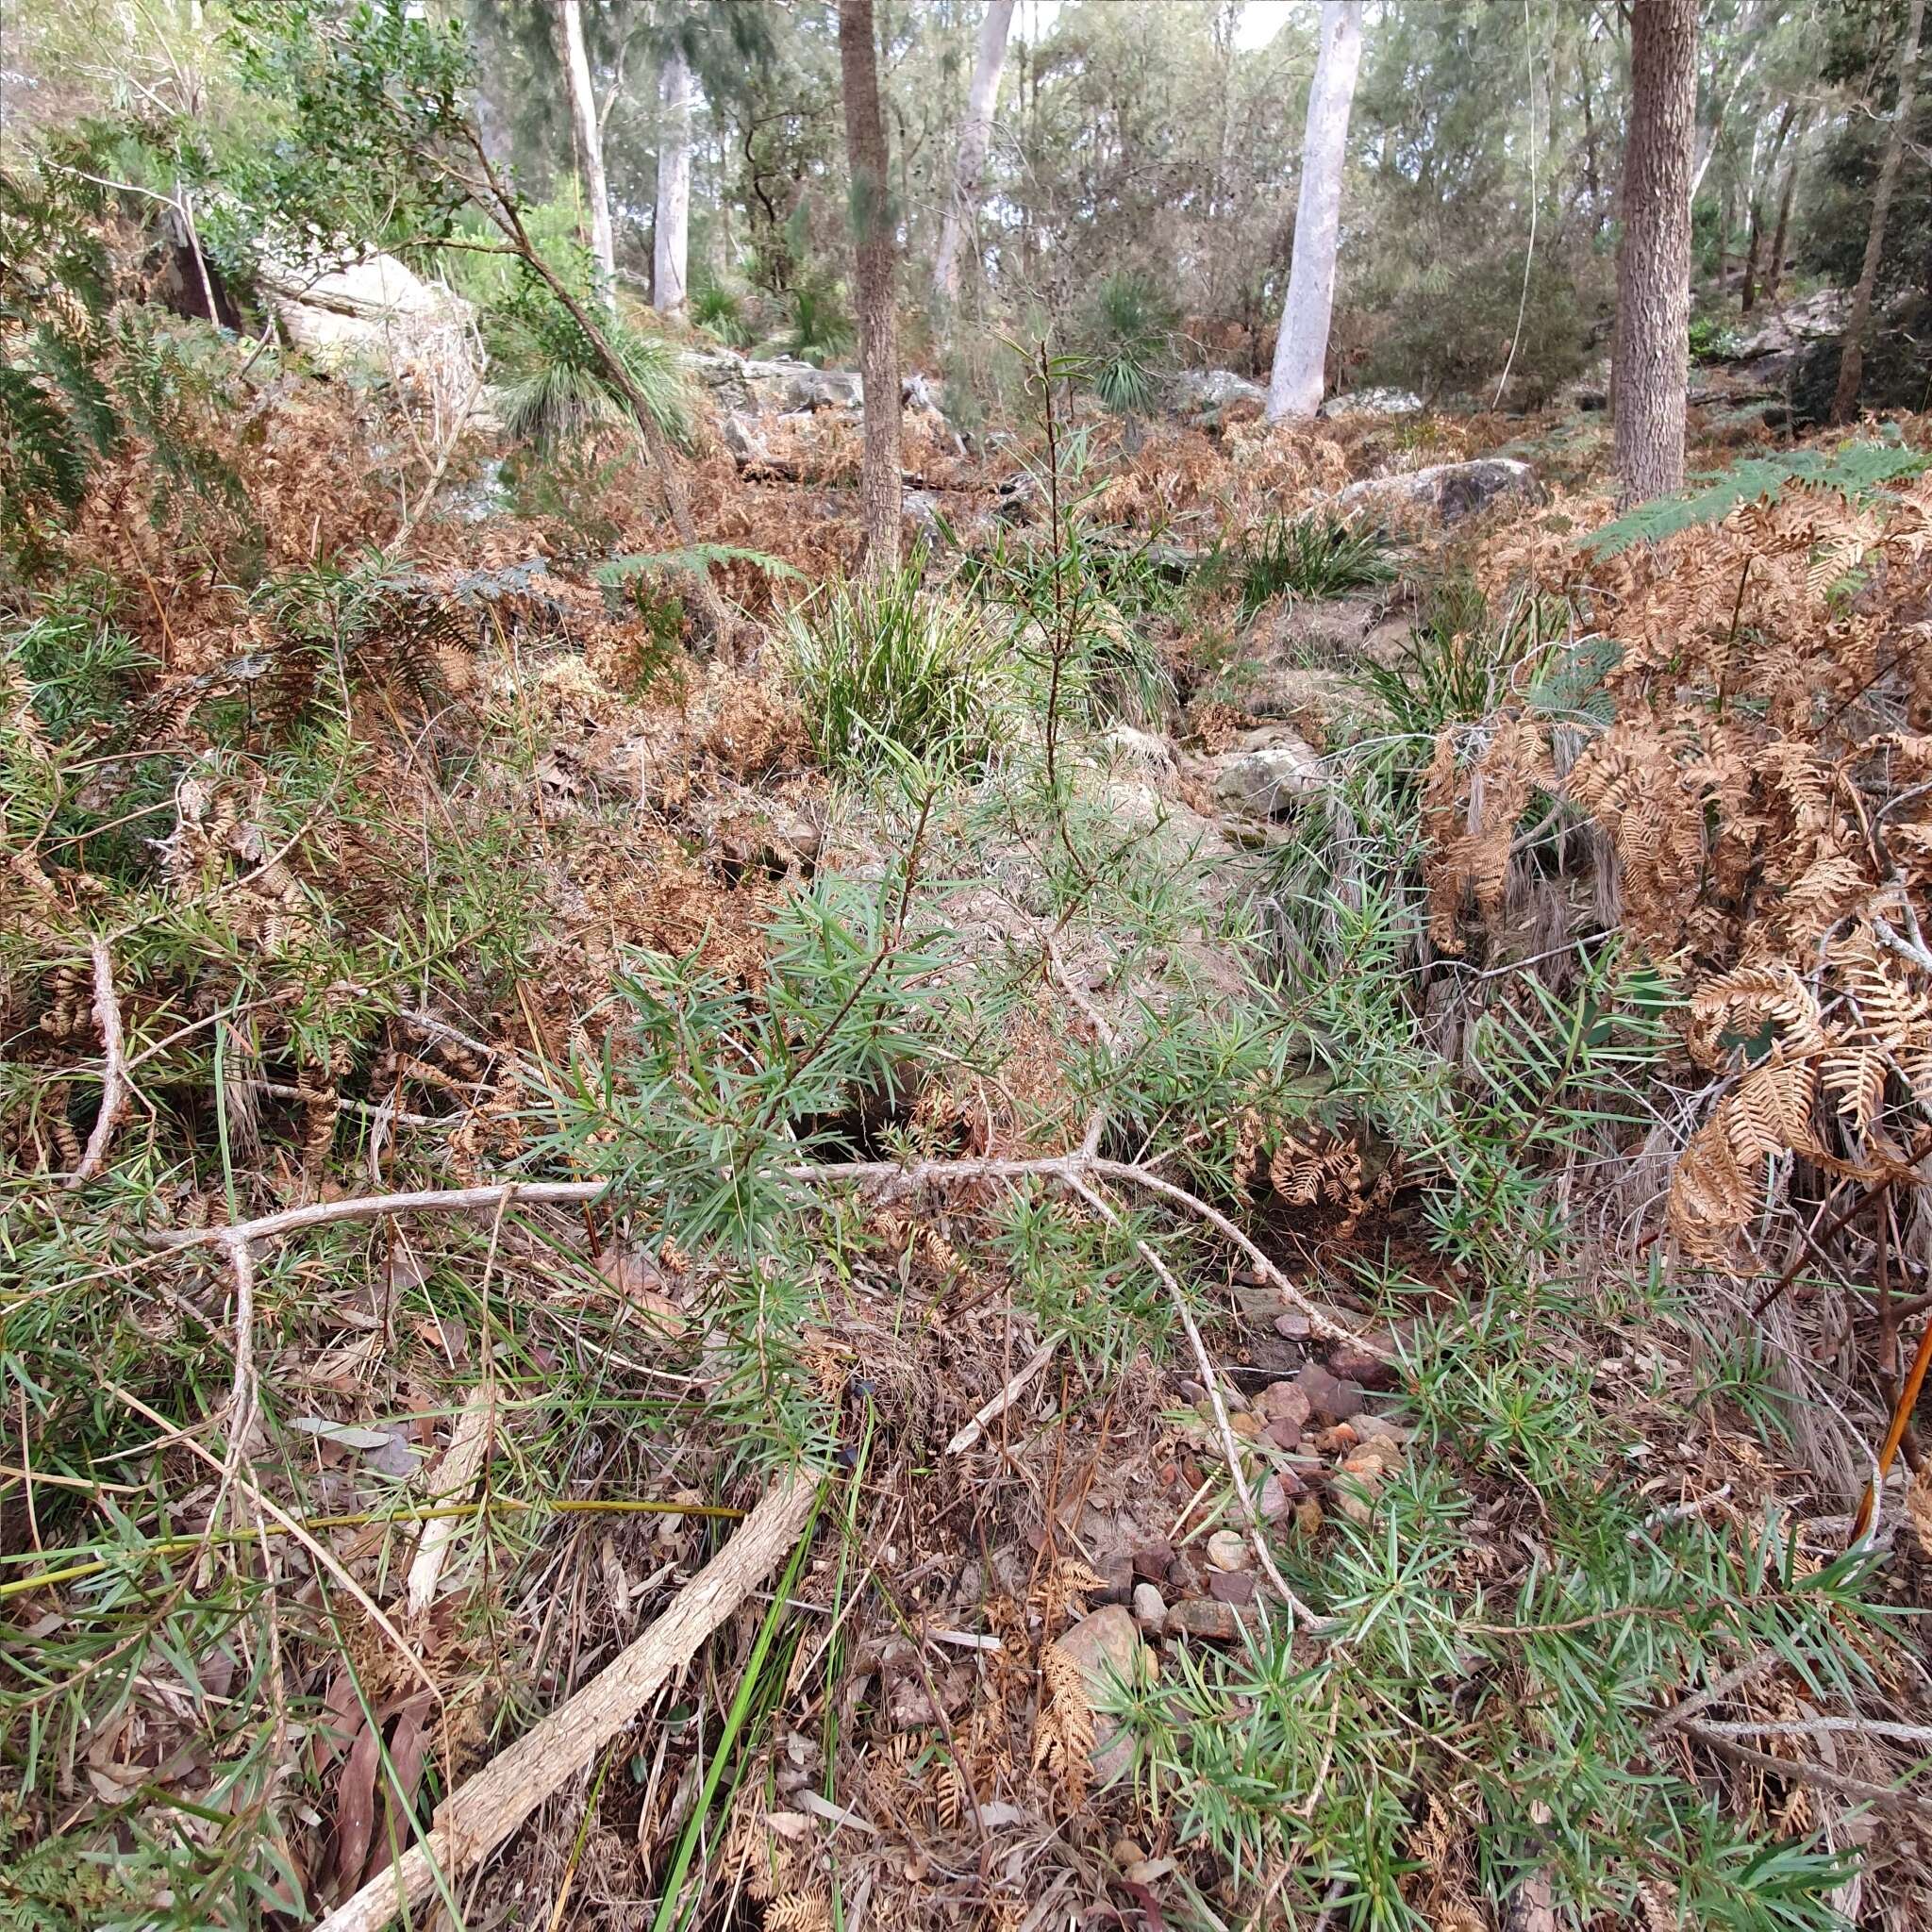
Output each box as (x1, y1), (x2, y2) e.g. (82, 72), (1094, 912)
(1266, 0), (1364, 423)
(1612, 0), (1697, 507)
(1833, 0), (1926, 423)
(655, 42), (694, 315)
(931, 0), (1015, 314)
(839, 0), (902, 580)
(557, 0), (616, 306)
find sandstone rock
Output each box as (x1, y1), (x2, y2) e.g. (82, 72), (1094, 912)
(1099, 725), (1179, 776)
(1208, 1568), (1257, 1606)
(261, 253), (476, 386)
(1171, 368), (1268, 420)
(1297, 1363), (1364, 1424)
(1094, 1555), (1136, 1605)
(1132, 1539), (1174, 1582)
(1331, 458), (1541, 526)
(1319, 386), (1424, 420)
(1326, 1340), (1400, 1391)
(1212, 732), (1325, 818)
(1131, 1582), (1168, 1636)
(1257, 1380), (1314, 1432)
(1258, 1472), (1303, 1519)
(1206, 1530), (1251, 1572)
(1167, 1597), (1241, 1641)
(1055, 1606), (1147, 1784)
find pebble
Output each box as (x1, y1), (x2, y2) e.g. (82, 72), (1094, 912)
(1208, 1569), (1257, 1607)
(1132, 1539), (1174, 1581)
(1296, 1362), (1364, 1424)
(1166, 1597), (1241, 1641)
(1206, 1530), (1251, 1572)
(1131, 1581), (1168, 1636)
(1257, 1380), (1314, 1431)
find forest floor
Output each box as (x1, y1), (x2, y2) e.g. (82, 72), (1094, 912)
(8, 345), (1932, 1932)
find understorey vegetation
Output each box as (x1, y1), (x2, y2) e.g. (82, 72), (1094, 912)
(5, 6), (1932, 1932)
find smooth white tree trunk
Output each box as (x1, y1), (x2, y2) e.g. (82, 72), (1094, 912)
(1267, 2), (1364, 423)
(931, 0), (1016, 311)
(655, 43), (694, 315)
(557, 0), (616, 308)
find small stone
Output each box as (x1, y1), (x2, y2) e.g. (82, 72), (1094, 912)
(1094, 1555), (1135, 1605)
(1293, 1496), (1324, 1537)
(1208, 1569), (1257, 1607)
(1131, 1582), (1168, 1636)
(1257, 1473), (1298, 1520)
(1166, 1598), (1241, 1641)
(1274, 1311), (1313, 1341)
(1206, 1531), (1251, 1572)
(1327, 1340), (1400, 1391)
(1166, 1550), (1209, 1596)
(1131, 1539), (1174, 1582)
(1229, 1411), (1263, 1441)
(1263, 1418), (1303, 1452)
(1312, 1423), (1359, 1457)
(1257, 1380), (1314, 1430)
(1296, 1363), (1364, 1424)
(1353, 1413), (1411, 1452)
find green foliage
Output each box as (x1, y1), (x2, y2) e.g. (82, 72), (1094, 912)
(1111, 1238), (1882, 1930)
(691, 279), (754, 348)
(1690, 312), (1745, 363)
(779, 273), (855, 366)
(1583, 437), (1929, 556)
(783, 563), (1015, 774)
(1223, 512), (1396, 622)
(1081, 271), (1177, 424)
(491, 276), (695, 450)
(1357, 579), (1566, 737)
(0, 158), (235, 547)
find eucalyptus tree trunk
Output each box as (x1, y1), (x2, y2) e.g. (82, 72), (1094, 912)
(556, 0), (616, 306)
(1612, 0), (1697, 507)
(839, 0), (902, 579)
(1266, 1), (1364, 424)
(931, 0), (1015, 313)
(1766, 138), (1803, 308)
(655, 43), (694, 315)
(1833, 0), (1926, 423)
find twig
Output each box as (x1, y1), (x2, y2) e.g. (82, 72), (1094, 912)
(1063, 1170), (1325, 1630)
(945, 1333), (1065, 1454)
(1646, 1647), (1784, 1742)
(149, 1155), (1374, 1350)
(312, 1468), (821, 1932)
(1685, 1723), (1932, 1823)
(1696, 1716), (1932, 1746)
(1851, 1309), (1932, 1544)
(405, 1381), (498, 1617)
(64, 938), (131, 1189)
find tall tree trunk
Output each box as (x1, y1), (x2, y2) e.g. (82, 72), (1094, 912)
(1833, 0), (1926, 423)
(1767, 141), (1802, 307)
(1579, 37), (1605, 236)
(1742, 102), (1797, 314)
(655, 43), (694, 315)
(931, 0), (1015, 313)
(557, 0), (616, 305)
(1266, 1), (1365, 423)
(1612, 0), (1697, 507)
(839, 0), (902, 580)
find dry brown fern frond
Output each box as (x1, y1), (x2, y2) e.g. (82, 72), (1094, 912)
(1029, 1641), (1095, 1807)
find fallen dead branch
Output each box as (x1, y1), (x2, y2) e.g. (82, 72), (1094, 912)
(147, 1156), (1376, 1348)
(945, 1331), (1065, 1454)
(64, 937), (131, 1190)
(314, 1465), (821, 1932)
